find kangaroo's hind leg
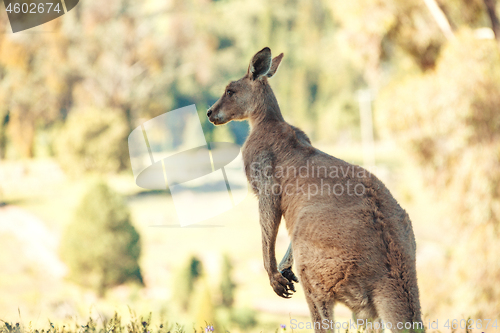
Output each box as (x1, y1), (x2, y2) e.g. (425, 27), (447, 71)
(372, 278), (424, 333)
(351, 293), (381, 333)
(302, 290), (335, 333)
(298, 264), (335, 333)
(352, 312), (383, 333)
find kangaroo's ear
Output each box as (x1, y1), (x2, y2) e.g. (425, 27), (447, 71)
(248, 47), (272, 80)
(266, 53), (284, 78)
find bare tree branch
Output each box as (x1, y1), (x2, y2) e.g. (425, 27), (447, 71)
(422, 0), (455, 40)
(483, 0), (500, 41)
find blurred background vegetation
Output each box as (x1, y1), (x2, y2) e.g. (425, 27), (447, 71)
(0, 0), (499, 331)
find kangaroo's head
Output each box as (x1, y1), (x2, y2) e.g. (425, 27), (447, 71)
(207, 47), (284, 125)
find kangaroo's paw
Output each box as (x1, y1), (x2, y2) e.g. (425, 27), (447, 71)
(280, 267), (299, 292)
(270, 272), (296, 298)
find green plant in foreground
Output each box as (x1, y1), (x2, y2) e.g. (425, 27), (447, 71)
(0, 312), (184, 333)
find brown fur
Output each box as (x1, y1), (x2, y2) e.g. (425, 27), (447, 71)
(207, 47), (424, 332)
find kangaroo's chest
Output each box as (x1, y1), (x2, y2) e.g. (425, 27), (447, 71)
(241, 125), (309, 197)
(242, 142), (276, 196)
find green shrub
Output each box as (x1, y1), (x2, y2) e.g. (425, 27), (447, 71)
(59, 180), (143, 297)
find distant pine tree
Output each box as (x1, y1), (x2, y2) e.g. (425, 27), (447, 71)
(59, 180), (143, 297)
(174, 255), (203, 311)
(219, 254), (236, 308)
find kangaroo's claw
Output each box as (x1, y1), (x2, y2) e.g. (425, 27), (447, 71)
(271, 272), (296, 298)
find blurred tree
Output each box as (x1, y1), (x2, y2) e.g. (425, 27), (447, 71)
(376, 30), (500, 319)
(0, 20), (70, 158)
(64, 0), (176, 126)
(173, 255), (204, 311)
(210, 0), (367, 141)
(59, 180), (143, 297)
(0, 0), (384, 159)
(0, 0), (497, 161)
(219, 254), (236, 308)
(55, 107), (129, 175)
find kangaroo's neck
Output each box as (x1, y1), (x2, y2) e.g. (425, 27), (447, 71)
(248, 81), (285, 129)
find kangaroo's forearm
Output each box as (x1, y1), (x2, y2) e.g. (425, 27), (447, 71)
(278, 242), (293, 271)
(259, 198), (282, 276)
(261, 227), (278, 275)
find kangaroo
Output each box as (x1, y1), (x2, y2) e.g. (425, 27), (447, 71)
(207, 47), (424, 333)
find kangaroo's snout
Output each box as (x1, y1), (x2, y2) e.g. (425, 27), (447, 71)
(207, 105), (221, 125)
(207, 100), (228, 125)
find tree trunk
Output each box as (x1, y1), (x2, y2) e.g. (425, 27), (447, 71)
(483, 0), (500, 41)
(8, 106), (35, 158)
(422, 0), (455, 40)
(0, 111), (8, 159)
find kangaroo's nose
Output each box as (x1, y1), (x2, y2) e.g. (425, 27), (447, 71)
(207, 109), (212, 117)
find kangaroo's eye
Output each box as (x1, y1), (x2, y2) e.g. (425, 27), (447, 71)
(226, 90), (234, 97)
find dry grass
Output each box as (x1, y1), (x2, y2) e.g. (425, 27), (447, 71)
(1, 311), (188, 333)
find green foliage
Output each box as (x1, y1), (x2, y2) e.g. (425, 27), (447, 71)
(173, 256), (204, 311)
(0, 0), (372, 159)
(221, 0), (366, 141)
(219, 254), (236, 308)
(0, 30), (67, 158)
(0, 0), (497, 157)
(59, 181), (143, 297)
(55, 107), (129, 175)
